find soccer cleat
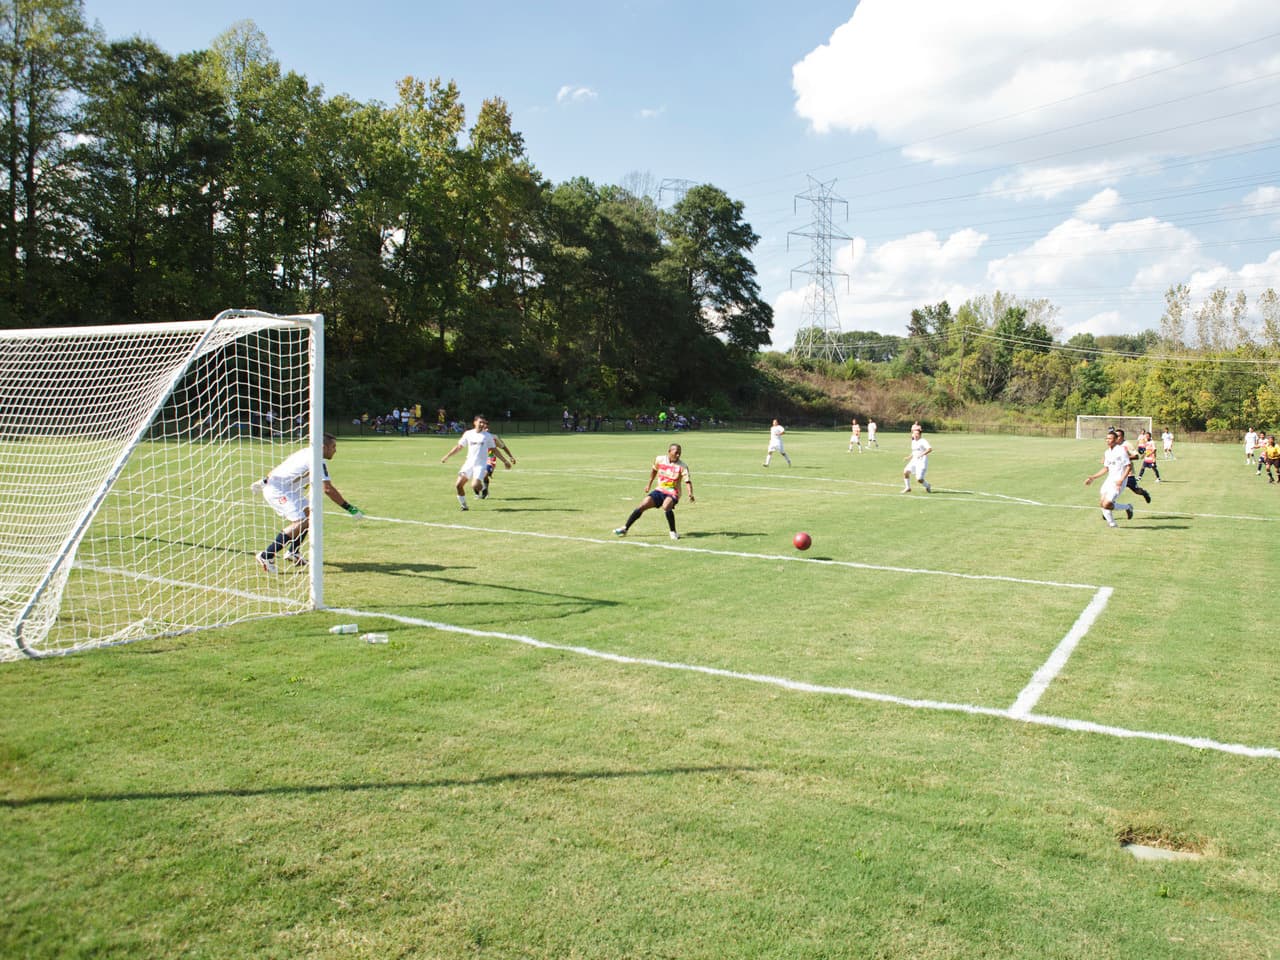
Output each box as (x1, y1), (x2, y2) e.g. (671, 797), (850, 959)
(1125, 504), (1134, 520)
(480, 488), (489, 499)
(613, 527), (627, 536)
(283, 549), (307, 568)
(901, 485), (910, 493)
(256, 551), (277, 574)
(1139, 488), (1151, 504)
(1107, 521), (1118, 528)
(669, 531), (680, 541)
(460, 503), (468, 511)
(923, 482), (932, 493)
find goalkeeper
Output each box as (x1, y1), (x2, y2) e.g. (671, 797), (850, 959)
(254, 433), (362, 573)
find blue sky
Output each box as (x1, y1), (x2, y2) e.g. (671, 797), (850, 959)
(84, 0), (1280, 350)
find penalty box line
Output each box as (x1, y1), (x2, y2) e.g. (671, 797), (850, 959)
(370, 516), (1104, 590)
(329, 605), (1280, 761)
(371, 516), (1107, 718)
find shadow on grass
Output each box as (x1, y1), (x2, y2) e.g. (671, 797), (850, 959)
(2, 765), (757, 808)
(486, 506), (583, 513)
(348, 575), (624, 614)
(326, 561), (458, 575)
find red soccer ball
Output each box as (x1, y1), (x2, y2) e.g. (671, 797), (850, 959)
(793, 531), (812, 551)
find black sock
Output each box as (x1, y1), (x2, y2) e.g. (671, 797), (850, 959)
(666, 512), (676, 532)
(625, 509), (643, 530)
(265, 532), (289, 559)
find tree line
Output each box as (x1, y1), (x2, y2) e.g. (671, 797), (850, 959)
(792, 286), (1280, 431)
(0, 2), (773, 416)
(6, 1), (1278, 431)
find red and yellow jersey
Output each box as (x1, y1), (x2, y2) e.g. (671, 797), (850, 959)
(652, 455), (689, 494)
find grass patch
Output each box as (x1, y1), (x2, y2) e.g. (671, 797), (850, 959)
(2, 429), (1279, 958)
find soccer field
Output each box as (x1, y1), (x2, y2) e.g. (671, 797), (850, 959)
(3, 429), (1278, 958)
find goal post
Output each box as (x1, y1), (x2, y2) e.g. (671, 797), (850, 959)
(1075, 415), (1152, 440)
(0, 310), (324, 660)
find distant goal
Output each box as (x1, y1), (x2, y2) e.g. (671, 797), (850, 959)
(1075, 415), (1152, 440)
(0, 310), (325, 660)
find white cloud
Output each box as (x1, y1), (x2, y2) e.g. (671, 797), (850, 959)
(990, 216), (1203, 289)
(1064, 310), (1125, 338)
(556, 84), (597, 105)
(792, 0), (1280, 169)
(1243, 186), (1280, 210)
(638, 106), (665, 120)
(987, 162), (1133, 201)
(1074, 188), (1124, 222)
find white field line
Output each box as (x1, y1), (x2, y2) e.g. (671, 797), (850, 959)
(328, 605), (1280, 761)
(490, 467), (1280, 523)
(1009, 586), (1114, 717)
(367, 516), (1103, 590)
(367, 457), (1277, 522)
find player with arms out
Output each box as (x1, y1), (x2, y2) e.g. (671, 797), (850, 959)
(614, 443), (695, 541)
(901, 424), (932, 493)
(441, 414), (511, 510)
(254, 433), (362, 573)
(1084, 429), (1136, 528)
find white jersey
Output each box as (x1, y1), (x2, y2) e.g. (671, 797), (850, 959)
(1161, 431), (1173, 450)
(268, 447), (328, 495)
(768, 424), (786, 451)
(458, 428), (497, 471)
(909, 436), (930, 463)
(1103, 444), (1130, 484)
(1245, 431), (1259, 452)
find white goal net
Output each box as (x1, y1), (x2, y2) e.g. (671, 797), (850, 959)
(1075, 415), (1152, 440)
(0, 310), (324, 660)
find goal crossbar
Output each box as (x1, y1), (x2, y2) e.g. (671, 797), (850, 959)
(1075, 415), (1151, 440)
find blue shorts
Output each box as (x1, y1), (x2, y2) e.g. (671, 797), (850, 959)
(647, 489), (678, 508)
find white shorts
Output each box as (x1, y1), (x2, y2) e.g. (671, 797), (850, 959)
(263, 484), (308, 522)
(459, 463), (487, 483)
(768, 440), (785, 453)
(1100, 479), (1122, 504)
(908, 458), (928, 481)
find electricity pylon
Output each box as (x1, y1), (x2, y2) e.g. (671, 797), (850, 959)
(789, 176), (850, 361)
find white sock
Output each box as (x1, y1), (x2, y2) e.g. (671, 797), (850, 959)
(1102, 508), (1114, 522)
(457, 495), (467, 506)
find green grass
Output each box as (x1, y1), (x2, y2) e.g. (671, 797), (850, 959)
(3, 429), (1279, 958)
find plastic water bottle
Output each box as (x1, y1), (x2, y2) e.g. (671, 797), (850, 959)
(361, 632), (389, 644)
(328, 624), (358, 634)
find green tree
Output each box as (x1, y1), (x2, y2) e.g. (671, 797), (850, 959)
(1159, 283), (1189, 350)
(658, 183), (772, 354)
(0, 0), (100, 323)
(73, 39), (232, 322)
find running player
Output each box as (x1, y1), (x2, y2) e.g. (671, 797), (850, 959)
(1084, 429), (1136, 528)
(763, 418), (791, 467)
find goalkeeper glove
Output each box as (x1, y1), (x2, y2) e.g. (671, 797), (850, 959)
(344, 503), (365, 519)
